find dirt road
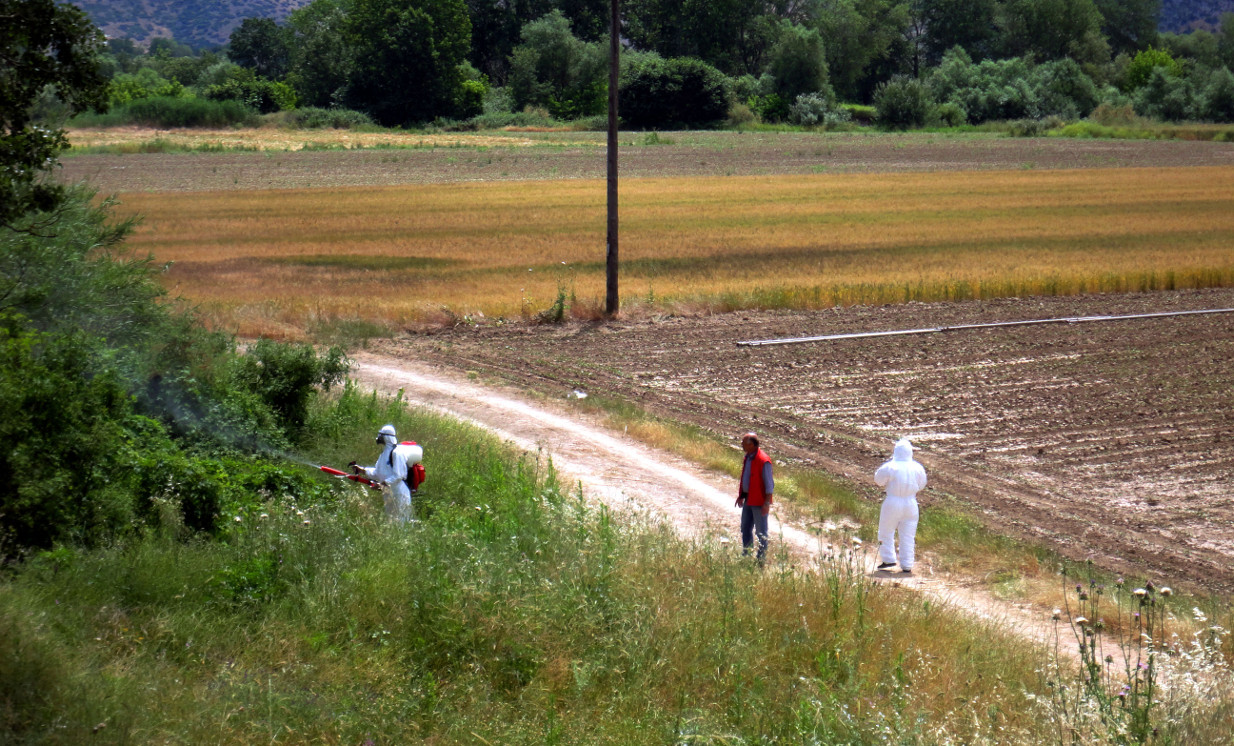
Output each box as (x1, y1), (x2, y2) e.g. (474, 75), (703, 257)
(350, 353), (1063, 648)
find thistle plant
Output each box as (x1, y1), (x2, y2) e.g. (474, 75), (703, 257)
(1042, 567), (1198, 744)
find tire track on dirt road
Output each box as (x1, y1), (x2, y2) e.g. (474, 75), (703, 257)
(350, 353), (1068, 653)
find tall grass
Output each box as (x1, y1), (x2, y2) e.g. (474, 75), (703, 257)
(107, 167), (1234, 335)
(4, 383), (1231, 743)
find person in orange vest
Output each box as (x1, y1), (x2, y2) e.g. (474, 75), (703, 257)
(736, 432), (774, 563)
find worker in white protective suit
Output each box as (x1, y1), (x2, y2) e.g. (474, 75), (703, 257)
(354, 424), (413, 523)
(874, 438), (928, 575)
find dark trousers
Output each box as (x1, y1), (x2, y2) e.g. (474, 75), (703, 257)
(740, 504), (769, 562)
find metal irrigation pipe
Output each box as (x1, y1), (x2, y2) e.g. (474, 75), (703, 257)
(735, 308), (1234, 348)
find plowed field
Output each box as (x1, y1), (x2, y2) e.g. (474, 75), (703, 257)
(385, 288), (1234, 592)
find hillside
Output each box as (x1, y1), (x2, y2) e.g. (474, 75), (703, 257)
(1162, 0), (1234, 31)
(72, 0), (311, 48)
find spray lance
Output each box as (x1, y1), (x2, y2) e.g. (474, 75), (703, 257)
(315, 463), (384, 490)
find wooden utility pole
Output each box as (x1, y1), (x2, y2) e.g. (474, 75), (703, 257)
(605, 0), (619, 316)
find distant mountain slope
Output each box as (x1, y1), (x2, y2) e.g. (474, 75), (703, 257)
(1161, 0), (1234, 32)
(72, 0), (312, 49)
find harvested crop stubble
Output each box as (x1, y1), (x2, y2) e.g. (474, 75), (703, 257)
(114, 167), (1234, 336)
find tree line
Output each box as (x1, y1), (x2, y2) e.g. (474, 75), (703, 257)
(70, 0), (1234, 128)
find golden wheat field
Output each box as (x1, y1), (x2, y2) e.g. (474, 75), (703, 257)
(114, 166), (1234, 337)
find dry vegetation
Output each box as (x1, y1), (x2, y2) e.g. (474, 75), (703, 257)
(67, 126), (594, 152)
(114, 166), (1234, 336)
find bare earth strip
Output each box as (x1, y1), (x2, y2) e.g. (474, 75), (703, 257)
(349, 353), (1064, 650)
(382, 288), (1234, 594)
(59, 131), (1234, 192)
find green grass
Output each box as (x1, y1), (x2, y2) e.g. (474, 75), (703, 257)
(3, 383), (1231, 743)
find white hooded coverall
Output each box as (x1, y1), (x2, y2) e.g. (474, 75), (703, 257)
(875, 438), (928, 570)
(364, 433), (412, 523)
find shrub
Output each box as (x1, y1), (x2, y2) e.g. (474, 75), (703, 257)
(76, 96), (257, 128)
(874, 76), (933, 129)
(205, 77), (297, 114)
(0, 190), (350, 556)
(929, 54), (1041, 123)
(456, 79), (486, 119)
(108, 68), (188, 106)
(747, 92), (789, 123)
(619, 56), (729, 129)
(788, 92), (850, 127)
(1034, 58), (1100, 119)
(1198, 66), (1234, 121)
(230, 339), (348, 437)
(287, 106), (374, 129)
(726, 101), (757, 127)
(1134, 67), (1194, 121)
(935, 100), (968, 126)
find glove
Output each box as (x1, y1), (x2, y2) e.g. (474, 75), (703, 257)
(348, 461), (360, 475)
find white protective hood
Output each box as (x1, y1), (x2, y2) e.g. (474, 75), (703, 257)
(875, 438), (927, 498)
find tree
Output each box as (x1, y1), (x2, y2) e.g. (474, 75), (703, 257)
(766, 21), (830, 102)
(508, 10), (606, 118)
(919, 0), (997, 65)
(1125, 45), (1180, 90)
(1093, 0), (1159, 56)
(1198, 65), (1234, 122)
(815, 0), (911, 102)
(1220, 13), (1234, 70)
(873, 74), (931, 127)
(228, 17), (292, 80)
(996, 0), (1109, 66)
(286, 0), (354, 108)
(619, 55), (729, 128)
(624, 0), (777, 75)
(344, 0), (472, 124)
(0, 0), (108, 229)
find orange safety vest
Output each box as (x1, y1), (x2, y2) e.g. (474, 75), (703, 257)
(742, 449), (772, 506)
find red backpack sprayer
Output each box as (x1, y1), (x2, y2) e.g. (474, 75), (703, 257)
(315, 441), (425, 493)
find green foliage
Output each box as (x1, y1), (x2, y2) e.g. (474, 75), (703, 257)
(0, 323), (141, 552)
(108, 68), (189, 105)
(874, 75), (933, 129)
(0, 189), (350, 557)
(816, 0), (912, 103)
(1133, 66), (1193, 121)
(204, 74), (298, 114)
(926, 48), (1098, 124)
(788, 92), (851, 128)
(285, 0), (353, 109)
(344, 0), (473, 125)
(1198, 66), (1234, 121)
(286, 106), (375, 129)
(0, 0), (108, 228)
(227, 17), (292, 80)
(623, 0), (779, 76)
(507, 10), (607, 119)
(1034, 57), (1100, 118)
(996, 0), (1109, 65)
(934, 100), (968, 126)
(619, 55), (730, 129)
(74, 96), (258, 128)
(1125, 46), (1183, 91)
(766, 21), (830, 103)
(747, 92), (789, 123)
(230, 339), (348, 436)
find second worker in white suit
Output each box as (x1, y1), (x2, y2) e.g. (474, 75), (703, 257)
(874, 438), (928, 574)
